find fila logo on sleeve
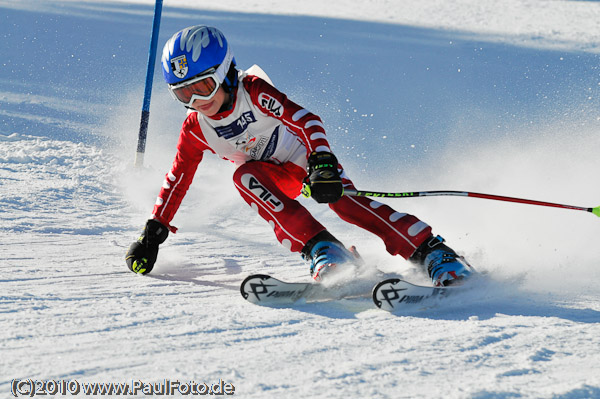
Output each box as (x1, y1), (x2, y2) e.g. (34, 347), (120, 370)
(258, 93), (284, 117)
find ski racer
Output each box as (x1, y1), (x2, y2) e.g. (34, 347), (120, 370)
(125, 25), (474, 287)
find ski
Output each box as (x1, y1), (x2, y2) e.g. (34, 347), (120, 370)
(241, 274), (470, 311)
(372, 278), (458, 311)
(240, 274), (370, 306)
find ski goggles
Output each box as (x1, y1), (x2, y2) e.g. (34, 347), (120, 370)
(168, 71), (220, 105)
(167, 46), (234, 106)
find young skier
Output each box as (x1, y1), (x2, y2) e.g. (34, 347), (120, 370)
(125, 25), (474, 287)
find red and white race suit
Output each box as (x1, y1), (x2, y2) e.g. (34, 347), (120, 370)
(152, 70), (432, 258)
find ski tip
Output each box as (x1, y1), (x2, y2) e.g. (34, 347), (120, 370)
(592, 206), (600, 218)
(372, 278), (402, 310)
(240, 274), (272, 300)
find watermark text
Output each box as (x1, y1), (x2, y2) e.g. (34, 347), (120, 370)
(11, 378), (235, 397)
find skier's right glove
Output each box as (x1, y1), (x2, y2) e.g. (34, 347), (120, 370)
(125, 219), (169, 275)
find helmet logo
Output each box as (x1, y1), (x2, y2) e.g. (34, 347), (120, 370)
(170, 55), (188, 79)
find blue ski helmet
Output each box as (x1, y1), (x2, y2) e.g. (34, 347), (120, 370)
(161, 25), (236, 86)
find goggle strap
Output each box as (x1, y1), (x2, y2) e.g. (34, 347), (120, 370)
(214, 46), (234, 84)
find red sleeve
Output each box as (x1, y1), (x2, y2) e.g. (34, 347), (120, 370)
(152, 112), (212, 232)
(243, 75), (331, 154)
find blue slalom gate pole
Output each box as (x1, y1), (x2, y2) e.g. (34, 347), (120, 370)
(135, 0), (163, 167)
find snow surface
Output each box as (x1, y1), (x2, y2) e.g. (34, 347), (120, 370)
(2, 0), (600, 398)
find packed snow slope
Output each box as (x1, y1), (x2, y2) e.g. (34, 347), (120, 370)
(1, 1), (600, 398)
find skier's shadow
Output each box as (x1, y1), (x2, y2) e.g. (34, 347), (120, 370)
(243, 299), (373, 320)
(379, 287), (600, 324)
(263, 285), (600, 323)
(147, 265), (600, 324)
(279, 297), (600, 324)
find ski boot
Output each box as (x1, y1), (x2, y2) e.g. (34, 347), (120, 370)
(302, 231), (360, 282)
(410, 235), (474, 287)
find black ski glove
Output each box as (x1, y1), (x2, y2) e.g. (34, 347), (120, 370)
(125, 219), (169, 275)
(302, 151), (343, 203)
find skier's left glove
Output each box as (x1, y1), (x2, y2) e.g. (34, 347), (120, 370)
(125, 219), (169, 275)
(302, 151), (343, 203)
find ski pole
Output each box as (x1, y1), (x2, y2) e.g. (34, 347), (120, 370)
(343, 189), (600, 218)
(135, 0), (163, 167)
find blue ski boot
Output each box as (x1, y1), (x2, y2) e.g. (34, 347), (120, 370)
(410, 235), (474, 287)
(302, 231), (360, 282)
